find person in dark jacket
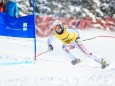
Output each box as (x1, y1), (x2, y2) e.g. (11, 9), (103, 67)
(0, 0), (5, 12)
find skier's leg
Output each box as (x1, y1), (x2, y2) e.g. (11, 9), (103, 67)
(62, 44), (80, 65)
(77, 43), (108, 65)
(70, 42), (107, 65)
(71, 42), (92, 57)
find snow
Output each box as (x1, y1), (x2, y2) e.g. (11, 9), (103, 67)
(93, 0), (101, 7)
(0, 29), (115, 86)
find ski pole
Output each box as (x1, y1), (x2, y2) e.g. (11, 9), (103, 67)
(82, 35), (115, 41)
(36, 50), (49, 57)
(82, 37), (96, 41)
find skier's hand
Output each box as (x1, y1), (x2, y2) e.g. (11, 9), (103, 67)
(48, 45), (53, 52)
(75, 37), (81, 44)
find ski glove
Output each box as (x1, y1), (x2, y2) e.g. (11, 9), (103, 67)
(48, 45), (53, 52)
(75, 37), (81, 44)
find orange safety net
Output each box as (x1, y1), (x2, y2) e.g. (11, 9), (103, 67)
(36, 15), (115, 37)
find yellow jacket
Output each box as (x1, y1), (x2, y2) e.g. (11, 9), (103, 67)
(54, 27), (78, 44)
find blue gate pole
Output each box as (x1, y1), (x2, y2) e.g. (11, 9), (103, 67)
(32, 0), (36, 60)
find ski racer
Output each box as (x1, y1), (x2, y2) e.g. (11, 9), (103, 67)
(47, 19), (108, 68)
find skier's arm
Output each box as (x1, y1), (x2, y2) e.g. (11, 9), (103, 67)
(66, 21), (81, 44)
(66, 20), (81, 37)
(47, 35), (56, 51)
(14, 2), (19, 18)
(47, 35), (55, 45)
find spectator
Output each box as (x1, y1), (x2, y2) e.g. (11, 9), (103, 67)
(4, 0), (18, 18)
(0, 0), (5, 12)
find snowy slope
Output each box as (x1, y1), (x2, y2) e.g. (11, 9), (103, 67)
(0, 29), (115, 86)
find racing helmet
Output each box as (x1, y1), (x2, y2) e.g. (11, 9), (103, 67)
(52, 20), (63, 30)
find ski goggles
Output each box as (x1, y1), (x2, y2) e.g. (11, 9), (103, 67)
(54, 25), (61, 30)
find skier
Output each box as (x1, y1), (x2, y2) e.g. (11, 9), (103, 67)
(47, 19), (108, 69)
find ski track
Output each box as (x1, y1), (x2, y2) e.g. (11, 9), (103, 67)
(0, 29), (115, 86)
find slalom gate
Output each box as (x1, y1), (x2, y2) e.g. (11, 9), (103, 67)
(0, 0), (36, 65)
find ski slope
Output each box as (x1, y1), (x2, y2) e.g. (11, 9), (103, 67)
(0, 29), (115, 86)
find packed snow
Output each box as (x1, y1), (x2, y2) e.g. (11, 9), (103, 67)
(0, 29), (115, 86)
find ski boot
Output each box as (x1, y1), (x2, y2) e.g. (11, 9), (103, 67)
(100, 59), (109, 69)
(71, 59), (81, 65)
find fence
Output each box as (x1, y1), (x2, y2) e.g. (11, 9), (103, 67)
(36, 15), (115, 37)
